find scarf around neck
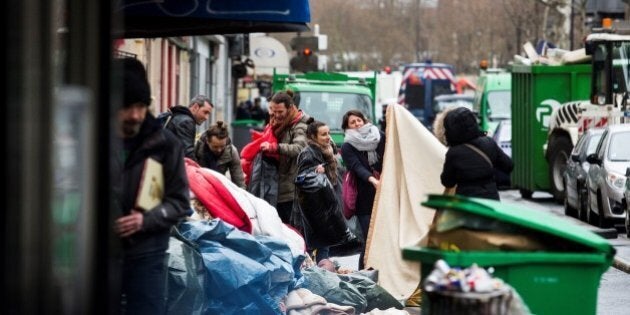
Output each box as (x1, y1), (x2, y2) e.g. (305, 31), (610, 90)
(272, 107), (301, 139)
(344, 123), (381, 166)
(307, 139), (338, 184)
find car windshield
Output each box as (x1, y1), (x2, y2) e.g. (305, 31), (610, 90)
(586, 133), (603, 155)
(487, 90), (511, 121)
(608, 131), (630, 161)
(297, 92), (372, 130)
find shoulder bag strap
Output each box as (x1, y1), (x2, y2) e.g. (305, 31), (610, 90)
(464, 143), (493, 168)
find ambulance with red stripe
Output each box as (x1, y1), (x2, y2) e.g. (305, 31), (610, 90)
(397, 62), (456, 130)
(546, 27), (630, 202)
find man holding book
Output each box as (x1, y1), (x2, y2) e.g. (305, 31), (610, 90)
(113, 57), (190, 314)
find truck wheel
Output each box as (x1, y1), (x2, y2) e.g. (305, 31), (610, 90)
(519, 189), (533, 199)
(548, 136), (572, 203)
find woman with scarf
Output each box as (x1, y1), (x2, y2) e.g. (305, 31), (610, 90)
(260, 90), (311, 223)
(295, 120), (341, 263)
(340, 109), (385, 269)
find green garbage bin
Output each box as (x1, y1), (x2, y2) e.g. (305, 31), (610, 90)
(231, 119), (264, 152)
(403, 194), (615, 315)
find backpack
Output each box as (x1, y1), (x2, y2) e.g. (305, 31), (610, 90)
(156, 111), (173, 128)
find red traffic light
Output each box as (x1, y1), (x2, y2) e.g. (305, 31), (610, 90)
(302, 48), (312, 56)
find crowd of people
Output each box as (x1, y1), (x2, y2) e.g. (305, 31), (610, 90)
(113, 57), (513, 313)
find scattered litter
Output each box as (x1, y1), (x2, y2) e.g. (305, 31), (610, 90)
(423, 259), (503, 293)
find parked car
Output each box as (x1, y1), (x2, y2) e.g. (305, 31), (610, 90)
(563, 128), (604, 220)
(585, 124), (630, 228)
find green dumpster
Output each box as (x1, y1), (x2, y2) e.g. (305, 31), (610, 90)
(511, 64), (591, 198)
(231, 119), (264, 152)
(403, 194), (615, 315)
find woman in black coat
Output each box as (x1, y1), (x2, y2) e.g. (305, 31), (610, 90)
(340, 110), (385, 269)
(296, 120), (342, 263)
(439, 107), (513, 200)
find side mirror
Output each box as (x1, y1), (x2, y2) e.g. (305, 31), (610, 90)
(571, 154), (580, 162)
(586, 153), (601, 165)
(626, 167), (630, 177)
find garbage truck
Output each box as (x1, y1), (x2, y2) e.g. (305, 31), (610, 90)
(272, 70), (376, 146)
(514, 21), (630, 200)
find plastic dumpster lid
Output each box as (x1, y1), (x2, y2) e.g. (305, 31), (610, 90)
(422, 194), (615, 255)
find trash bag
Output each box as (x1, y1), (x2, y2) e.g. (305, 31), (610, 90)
(247, 152), (278, 207)
(166, 228), (208, 314)
(294, 169), (361, 250)
(328, 215), (364, 257)
(300, 267), (368, 312)
(337, 272), (403, 312)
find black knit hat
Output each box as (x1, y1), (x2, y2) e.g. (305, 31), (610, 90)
(444, 107), (483, 145)
(116, 57), (151, 107)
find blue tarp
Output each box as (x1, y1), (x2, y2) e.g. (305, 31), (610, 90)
(117, 0), (311, 38)
(166, 232), (208, 314)
(177, 220), (304, 314)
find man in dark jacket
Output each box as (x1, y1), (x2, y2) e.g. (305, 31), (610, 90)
(166, 95), (213, 160)
(193, 121), (246, 189)
(113, 57), (190, 314)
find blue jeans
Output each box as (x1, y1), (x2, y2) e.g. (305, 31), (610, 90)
(121, 251), (167, 315)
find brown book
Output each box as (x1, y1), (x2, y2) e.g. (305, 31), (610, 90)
(135, 157), (164, 212)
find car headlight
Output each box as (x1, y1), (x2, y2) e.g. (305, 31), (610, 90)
(606, 172), (626, 190)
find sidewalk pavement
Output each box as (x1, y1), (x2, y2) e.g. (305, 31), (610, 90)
(609, 234), (630, 274)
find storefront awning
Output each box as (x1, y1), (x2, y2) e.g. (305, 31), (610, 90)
(116, 0), (311, 38)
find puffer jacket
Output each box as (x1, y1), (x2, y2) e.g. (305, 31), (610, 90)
(436, 107), (514, 200)
(276, 111), (311, 203)
(165, 105), (197, 159)
(193, 132), (246, 189)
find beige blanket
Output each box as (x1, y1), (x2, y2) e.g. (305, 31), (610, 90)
(364, 104), (446, 300)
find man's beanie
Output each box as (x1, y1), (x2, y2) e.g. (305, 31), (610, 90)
(116, 57), (151, 107)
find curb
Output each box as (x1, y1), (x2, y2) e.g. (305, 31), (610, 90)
(613, 256), (630, 274)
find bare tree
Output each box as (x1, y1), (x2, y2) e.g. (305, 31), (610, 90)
(270, 0), (599, 75)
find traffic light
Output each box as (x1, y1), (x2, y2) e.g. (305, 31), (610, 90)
(290, 36), (319, 73)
